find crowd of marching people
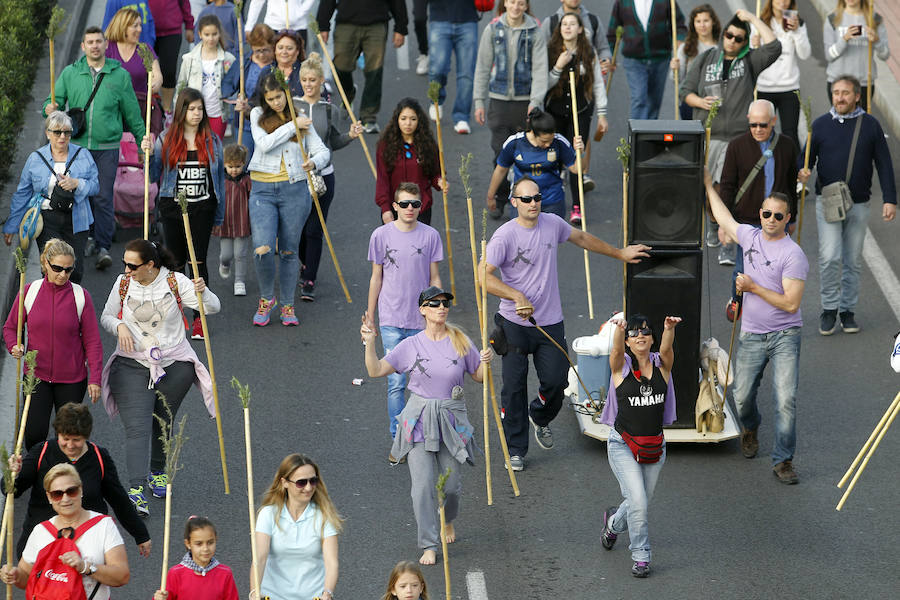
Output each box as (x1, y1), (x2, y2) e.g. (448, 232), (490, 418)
(0, 0), (896, 594)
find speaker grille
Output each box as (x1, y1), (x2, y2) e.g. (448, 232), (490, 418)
(629, 167), (703, 246)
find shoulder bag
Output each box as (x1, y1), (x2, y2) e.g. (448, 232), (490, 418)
(819, 116), (862, 223)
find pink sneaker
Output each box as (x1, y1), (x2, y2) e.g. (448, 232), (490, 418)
(253, 297), (277, 326)
(280, 304), (299, 326)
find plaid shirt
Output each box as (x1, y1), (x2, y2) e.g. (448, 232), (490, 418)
(607, 0), (687, 61)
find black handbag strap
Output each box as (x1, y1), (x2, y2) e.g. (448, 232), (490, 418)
(34, 146), (83, 178)
(844, 116), (863, 183)
(734, 132), (779, 208)
(82, 72), (106, 112)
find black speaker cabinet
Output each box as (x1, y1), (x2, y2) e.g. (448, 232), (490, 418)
(625, 249), (702, 429)
(627, 120), (705, 248)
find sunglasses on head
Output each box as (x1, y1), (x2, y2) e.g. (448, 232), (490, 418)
(48, 485), (80, 501)
(48, 129), (73, 137)
(627, 327), (652, 338)
(122, 260), (148, 271)
(287, 476), (318, 489)
(761, 210), (786, 221)
(396, 199), (422, 209)
(48, 263), (75, 274)
(422, 298), (451, 308)
(749, 122), (771, 129)
(513, 193), (542, 204)
(724, 31), (746, 43)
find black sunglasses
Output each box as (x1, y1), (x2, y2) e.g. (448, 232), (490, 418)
(724, 31), (746, 43)
(761, 210), (785, 221)
(122, 260), (148, 271)
(748, 122), (771, 129)
(422, 299), (451, 308)
(513, 193), (542, 204)
(48, 129), (73, 137)
(396, 200), (422, 209)
(627, 327), (653, 338)
(48, 263), (75, 274)
(287, 476), (318, 489)
(48, 485), (80, 501)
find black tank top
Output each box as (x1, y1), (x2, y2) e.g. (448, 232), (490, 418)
(614, 366), (667, 436)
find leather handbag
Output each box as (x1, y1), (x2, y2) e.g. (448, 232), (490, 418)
(820, 116), (862, 223)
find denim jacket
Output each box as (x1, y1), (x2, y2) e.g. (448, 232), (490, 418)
(3, 143), (99, 235)
(490, 17), (537, 97)
(247, 106), (331, 183)
(473, 13), (548, 110)
(149, 131), (226, 226)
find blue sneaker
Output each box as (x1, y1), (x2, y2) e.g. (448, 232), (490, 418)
(253, 297), (277, 326)
(147, 471), (168, 498)
(128, 486), (149, 517)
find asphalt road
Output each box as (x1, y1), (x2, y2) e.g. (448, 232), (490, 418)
(3, 1), (899, 598)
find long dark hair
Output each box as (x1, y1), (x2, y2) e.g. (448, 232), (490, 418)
(546, 13), (596, 102)
(256, 72), (296, 135)
(161, 87), (213, 169)
(684, 5), (721, 59)
(378, 98), (439, 179)
(624, 313), (655, 374)
(124, 239), (178, 271)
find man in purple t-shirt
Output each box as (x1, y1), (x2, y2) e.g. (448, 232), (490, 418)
(481, 176), (649, 471)
(365, 182), (443, 448)
(707, 174), (808, 485)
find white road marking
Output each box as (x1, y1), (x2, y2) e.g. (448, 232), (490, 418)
(466, 570), (488, 600)
(863, 229), (900, 323)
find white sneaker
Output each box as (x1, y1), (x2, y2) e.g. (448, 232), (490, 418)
(416, 54), (429, 75)
(428, 103), (442, 121)
(454, 120), (471, 134)
(234, 281), (246, 296)
(219, 262), (231, 279)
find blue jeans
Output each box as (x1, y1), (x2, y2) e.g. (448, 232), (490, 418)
(88, 149), (119, 251)
(248, 179), (311, 303)
(380, 325), (421, 436)
(622, 57), (670, 120)
(732, 327), (801, 465)
(816, 199), (870, 312)
(606, 430), (666, 562)
(428, 21), (478, 123)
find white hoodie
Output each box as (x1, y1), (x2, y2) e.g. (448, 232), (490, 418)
(755, 18), (811, 93)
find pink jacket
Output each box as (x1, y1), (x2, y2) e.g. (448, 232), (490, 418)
(149, 0), (194, 38)
(2, 279), (103, 385)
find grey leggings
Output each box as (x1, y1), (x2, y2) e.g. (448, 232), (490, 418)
(407, 443), (462, 552)
(108, 357), (195, 488)
(219, 236), (250, 283)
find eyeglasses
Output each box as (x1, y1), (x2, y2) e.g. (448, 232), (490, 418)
(724, 31), (746, 43)
(627, 327), (653, 338)
(252, 47), (274, 55)
(48, 263), (75, 274)
(122, 260), (148, 271)
(48, 130), (73, 137)
(748, 122), (771, 129)
(395, 200), (422, 209)
(761, 210), (785, 221)
(403, 143), (413, 160)
(287, 476), (318, 489)
(513, 193), (542, 204)
(422, 299), (451, 308)
(48, 485), (81, 501)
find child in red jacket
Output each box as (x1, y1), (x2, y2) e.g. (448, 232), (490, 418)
(153, 516), (238, 600)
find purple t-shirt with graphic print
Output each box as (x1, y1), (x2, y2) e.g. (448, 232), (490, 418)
(485, 213), (572, 327)
(736, 224), (808, 334)
(368, 222), (443, 329)
(384, 331), (480, 400)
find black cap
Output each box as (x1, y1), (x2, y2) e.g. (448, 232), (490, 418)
(418, 285), (454, 306)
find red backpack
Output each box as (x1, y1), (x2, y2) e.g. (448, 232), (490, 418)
(26, 515), (106, 600)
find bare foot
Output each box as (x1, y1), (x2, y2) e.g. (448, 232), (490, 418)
(443, 522), (456, 544)
(419, 549), (436, 565)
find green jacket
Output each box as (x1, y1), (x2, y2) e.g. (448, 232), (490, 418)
(43, 56), (144, 151)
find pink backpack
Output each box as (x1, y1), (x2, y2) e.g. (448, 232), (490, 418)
(113, 132), (157, 230)
(26, 514), (106, 600)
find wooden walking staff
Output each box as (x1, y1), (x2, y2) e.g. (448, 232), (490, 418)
(4, 351), (39, 600)
(616, 138), (630, 312)
(796, 92), (812, 242)
(836, 391), (900, 510)
(47, 7), (68, 105)
(12, 248), (26, 436)
(231, 378), (263, 599)
(235, 1), (246, 145)
(670, 0), (680, 119)
(273, 70), (353, 303)
(866, 1), (874, 112)
(606, 26), (623, 95)
(138, 44), (155, 240)
(436, 468), (452, 600)
(176, 191), (230, 493)
(308, 17), (377, 179)
(154, 397), (188, 593)
(427, 82), (457, 305)
(568, 72), (594, 319)
(481, 236), (492, 506)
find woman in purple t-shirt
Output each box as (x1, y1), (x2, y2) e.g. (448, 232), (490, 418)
(361, 286), (492, 566)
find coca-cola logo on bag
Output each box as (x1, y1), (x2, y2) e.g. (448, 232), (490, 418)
(43, 569), (70, 583)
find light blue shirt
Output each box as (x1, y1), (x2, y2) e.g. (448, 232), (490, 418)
(257, 503), (338, 600)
